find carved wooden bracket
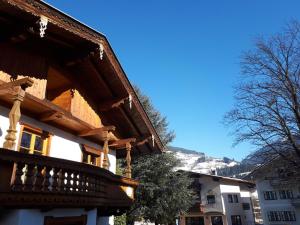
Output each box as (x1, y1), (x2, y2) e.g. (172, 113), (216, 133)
(135, 135), (152, 147)
(0, 77), (33, 95)
(98, 97), (128, 112)
(108, 138), (136, 149)
(78, 126), (115, 137)
(39, 111), (64, 122)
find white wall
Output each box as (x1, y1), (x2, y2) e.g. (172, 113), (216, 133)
(199, 176), (224, 214)
(256, 178), (300, 225)
(0, 105), (120, 225)
(0, 105), (117, 174)
(221, 185), (246, 225)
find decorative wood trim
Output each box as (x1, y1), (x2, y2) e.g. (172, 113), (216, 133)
(98, 97), (127, 112)
(135, 136), (152, 147)
(39, 111), (64, 122)
(109, 138), (136, 149)
(4, 0), (104, 44)
(78, 126), (115, 137)
(44, 215), (87, 225)
(125, 143), (132, 178)
(102, 133), (109, 169)
(0, 77), (33, 94)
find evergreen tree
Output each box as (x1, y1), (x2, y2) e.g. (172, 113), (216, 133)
(128, 153), (194, 225)
(134, 86), (175, 146)
(122, 86), (193, 224)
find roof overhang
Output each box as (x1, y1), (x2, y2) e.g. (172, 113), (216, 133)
(0, 0), (164, 157)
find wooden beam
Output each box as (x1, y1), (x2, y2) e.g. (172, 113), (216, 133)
(78, 126), (115, 137)
(39, 111), (64, 122)
(109, 138), (136, 148)
(0, 77), (33, 93)
(135, 136), (152, 147)
(99, 97), (127, 112)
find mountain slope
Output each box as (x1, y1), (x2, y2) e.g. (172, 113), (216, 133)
(168, 146), (239, 174)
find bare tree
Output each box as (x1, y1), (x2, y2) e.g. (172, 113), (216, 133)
(225, 21), (300, 169)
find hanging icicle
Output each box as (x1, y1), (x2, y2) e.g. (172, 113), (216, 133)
(99, 42), (104, 60)
(128, 94), (133, 109)
(151, 134), (155, 147)
(39, 16), (48, 38)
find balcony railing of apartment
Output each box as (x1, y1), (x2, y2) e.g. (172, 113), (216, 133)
(0, 148), (138, 215)
(291, 197), (300, 208)
(189, 202), (204, 213)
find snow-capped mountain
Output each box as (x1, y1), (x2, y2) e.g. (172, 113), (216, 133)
(168, 146), (239, 174)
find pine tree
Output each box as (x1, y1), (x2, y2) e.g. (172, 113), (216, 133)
(116, 86), (194, 225)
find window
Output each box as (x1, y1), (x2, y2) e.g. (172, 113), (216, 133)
(18, 125), (50, 156)
(82, 151), (99, 166)
(228, 194), (233, 203)
(231, 215), (242, 225)
(263, 191), (277, 200)
(279, 190), (293, 199)
(207, 195), (216, 204)
(81, 145), (101, 166)
(268, 211), (296, 222)
(228, 194), (239, 203)
(185, 217), (204, 225)
(242, 203), (250, 210)
(211, 216), (223, 225)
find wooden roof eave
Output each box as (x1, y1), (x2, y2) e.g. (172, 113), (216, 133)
(2, 0), (165, 153)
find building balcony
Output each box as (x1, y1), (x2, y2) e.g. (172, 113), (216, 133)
(291, 198), (300, 208)
(189, 202), (204, 213)
(0, 148), (138, 215)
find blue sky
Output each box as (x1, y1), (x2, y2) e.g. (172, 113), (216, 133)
(45, 0), (300, 160)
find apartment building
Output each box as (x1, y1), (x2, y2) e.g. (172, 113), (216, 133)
(246, 159), (300, 225)
(179, 172), (261, 225)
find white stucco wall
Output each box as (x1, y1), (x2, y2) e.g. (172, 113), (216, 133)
(221, 185), (246, 225)
(0, 105), (117, 174)
(199, 176), (224, 214)
(256, 178), (300, 225)
(0, 105), (118, 225)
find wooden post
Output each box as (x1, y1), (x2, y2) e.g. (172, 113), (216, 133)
(125, 143), (132, 178)
(2, 78), (33, 150)
(102, 132), (110, 170)
(3, 87), (25, 150)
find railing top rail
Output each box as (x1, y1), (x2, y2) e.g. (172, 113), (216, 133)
(0, 148), (138, 187)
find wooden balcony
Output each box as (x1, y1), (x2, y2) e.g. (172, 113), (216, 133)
(0, 148), (138, 215)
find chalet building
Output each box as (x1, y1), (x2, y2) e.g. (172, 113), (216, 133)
(246, 159), (300, 225)
(180, 172), (261, 225)
(0, 1), (164, 225)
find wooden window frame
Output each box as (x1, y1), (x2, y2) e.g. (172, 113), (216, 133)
(81, 144), (102, 167)
(17, 124), (51, 156)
